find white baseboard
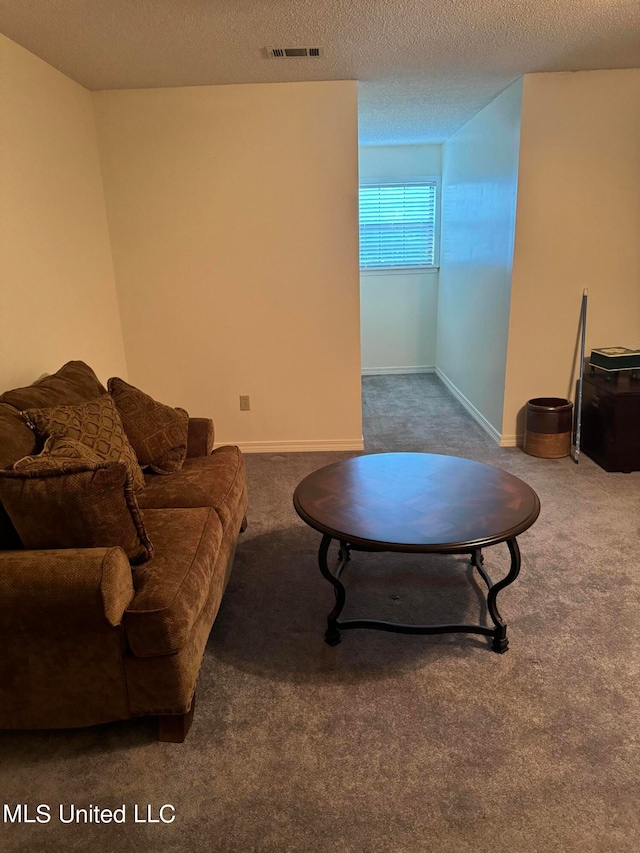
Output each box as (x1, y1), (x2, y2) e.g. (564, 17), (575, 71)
(215, 438), (365, 454)
(499, 434), (524, 448)
(361, 365), (436, 376)
(436, 368), (502, 446)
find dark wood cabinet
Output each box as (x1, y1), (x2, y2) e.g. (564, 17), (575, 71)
(580, 365), (640, 472)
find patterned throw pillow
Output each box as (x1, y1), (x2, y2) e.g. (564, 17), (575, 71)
(22, 393), (146, 491)
(107, 378), (189, 475)
(14, 434), (104, 472)
(0, 460), (154, 565)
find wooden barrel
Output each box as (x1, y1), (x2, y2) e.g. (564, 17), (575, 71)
(523, 397), (573, 458)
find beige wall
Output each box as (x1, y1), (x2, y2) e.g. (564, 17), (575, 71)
(437, 80), (523, 442)
(360, 272), (439, 373)
(359, 144), (441, 373)
(504, 69), (640, 442)
(93, 81), (362, 451)
(0, 35), (127, 394)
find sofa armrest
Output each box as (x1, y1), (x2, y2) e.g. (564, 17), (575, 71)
(0, 547), (134, 635)
(187, 417), (215, 458)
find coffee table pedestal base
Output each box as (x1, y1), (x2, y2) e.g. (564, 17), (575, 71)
(318, 535), (521, 654)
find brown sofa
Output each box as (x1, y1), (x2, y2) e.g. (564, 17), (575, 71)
(0, 362), (248, 742)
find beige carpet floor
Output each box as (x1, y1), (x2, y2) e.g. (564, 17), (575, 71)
(2, 374), (639, 853)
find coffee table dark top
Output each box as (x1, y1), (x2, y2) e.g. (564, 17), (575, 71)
(293, 453), (540, 552)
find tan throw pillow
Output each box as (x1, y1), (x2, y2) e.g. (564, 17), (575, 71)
(22, 393), (146, 492)
(107, 378), (189, 475)
(0, 460), (154, 565)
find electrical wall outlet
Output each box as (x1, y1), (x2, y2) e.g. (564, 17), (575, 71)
(239, 395), (251, 411)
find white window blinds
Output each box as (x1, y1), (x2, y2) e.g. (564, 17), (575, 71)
(359, 182), (437, 270)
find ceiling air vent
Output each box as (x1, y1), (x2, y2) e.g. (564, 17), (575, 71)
(265, 47), (323, 59)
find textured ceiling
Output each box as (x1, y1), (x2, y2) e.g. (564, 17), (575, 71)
(1, 0), (639, 143)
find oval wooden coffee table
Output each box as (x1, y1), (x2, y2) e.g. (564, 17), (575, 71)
(293, 452), (540, 653)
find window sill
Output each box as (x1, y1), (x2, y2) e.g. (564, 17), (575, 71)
(360, 267), (440, 277)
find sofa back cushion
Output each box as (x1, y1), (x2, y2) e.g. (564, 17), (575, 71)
(0, 361), (106, 411)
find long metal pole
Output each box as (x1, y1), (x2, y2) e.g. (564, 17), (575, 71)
(573, 288), (588, 463)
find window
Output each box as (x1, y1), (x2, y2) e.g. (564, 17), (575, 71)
(359, 181), (438, 271)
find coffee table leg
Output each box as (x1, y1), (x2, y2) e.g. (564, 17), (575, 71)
(470, 548), (484, 568)
(318, 534), (348, 646)
(487, 538), (521, 653)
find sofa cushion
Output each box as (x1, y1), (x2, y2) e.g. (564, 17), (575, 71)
(23, 393), (146, 492)
(0, 460), (153, 565)
(137, 445), (247, 532)
(0, 361), (106, 411)
(107, 377), (189, 475)
(124, 507), (223, 657)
